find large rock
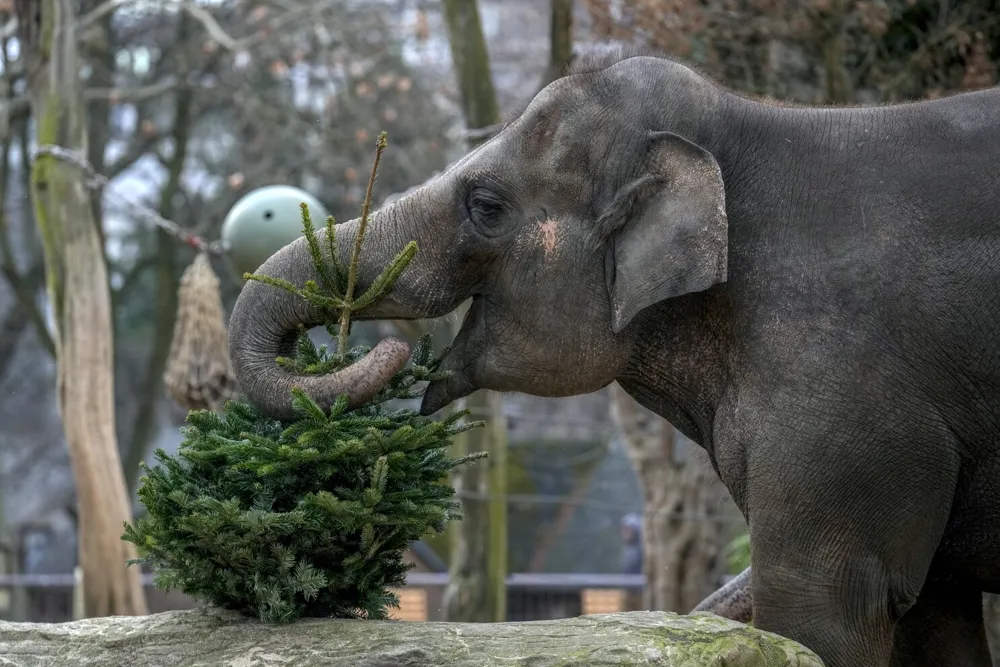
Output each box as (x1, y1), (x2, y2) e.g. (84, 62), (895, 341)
(0, 607), (822, 666)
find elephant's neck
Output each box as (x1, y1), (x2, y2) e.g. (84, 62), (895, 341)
(616, 291), (730, 455)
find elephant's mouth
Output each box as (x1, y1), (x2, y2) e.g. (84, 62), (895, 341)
(351, 293), (426, 322)
(419, 296), (486, 415)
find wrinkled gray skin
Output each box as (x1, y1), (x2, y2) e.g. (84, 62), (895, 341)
(228, 47), (1000, 667)
(693, 565), (753, 623)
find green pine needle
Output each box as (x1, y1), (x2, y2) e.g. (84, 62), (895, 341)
(301, 203), (335, 294)
(350, 241), (419, 312)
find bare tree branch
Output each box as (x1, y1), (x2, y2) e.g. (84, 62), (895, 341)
(0, 26), (30, 141)
(104, 129), (164, 179)
(0, 16), (17, 41)
(0, 258), (45, 381)
(1, 96), (31, 134)
(84, 76), (180, 102)
(0, 95), (55, 358)
(79, 0), (237, 50)
(110, 255), (156, 311)
(78, 0), (338, 53)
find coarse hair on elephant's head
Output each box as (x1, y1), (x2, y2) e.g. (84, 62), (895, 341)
(227, 46), (730, 421)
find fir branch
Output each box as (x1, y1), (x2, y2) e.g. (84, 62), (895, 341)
(123, 333), (488, 623)
(349, 241), (419, 312)
(325, 215), (346, 293)
(300, 203), (335, 294)
(338, 130), (389, 356)
(241, 272), (306, 297)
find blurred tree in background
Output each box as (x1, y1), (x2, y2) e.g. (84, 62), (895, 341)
(581, 0), (997, 104)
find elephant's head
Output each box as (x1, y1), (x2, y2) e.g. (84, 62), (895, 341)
(228, 49), (730, 420)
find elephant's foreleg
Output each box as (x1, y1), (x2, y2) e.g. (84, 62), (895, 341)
(691, 566), (753, 623)
(745, 411), (961, 667)
(889, 579), (991, 667)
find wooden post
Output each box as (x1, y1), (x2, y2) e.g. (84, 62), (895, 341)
(72, 566), (84, 621)
(439, 0), (508, 623)
(14, 0), (148, 617)
(609, 383), (731, 613)
(485, 389), (508, 622)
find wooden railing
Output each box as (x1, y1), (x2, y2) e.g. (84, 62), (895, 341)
(0, 572), (733, 623)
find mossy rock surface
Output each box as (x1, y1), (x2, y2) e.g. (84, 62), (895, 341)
(0, 607), (823, 666)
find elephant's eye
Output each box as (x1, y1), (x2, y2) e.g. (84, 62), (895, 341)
(468, 189), (506, 229)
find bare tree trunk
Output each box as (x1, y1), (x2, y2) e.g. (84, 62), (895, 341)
(15, 0), (148, 618)
(483, 390), (508, 621)
(80, 0), (112, 244)
(609, 383), (729, 613)
(0, 115), (50, 382)
(442, 388), (508, 623)
(0, 111), (55, 367)
(441, 0), (499, 142)
(440, 0), (507, 622)
(441, 389), (493, 622)
(123, 80), (194, 494)
(537, 0), (575, 90)
(812, 0), (853, 104)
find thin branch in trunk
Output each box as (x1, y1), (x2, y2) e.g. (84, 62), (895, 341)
(0, 302), (30, 381)
(338, 131), (387, 356)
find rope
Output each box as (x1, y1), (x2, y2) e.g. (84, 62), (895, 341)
(31, 145), (228, 255)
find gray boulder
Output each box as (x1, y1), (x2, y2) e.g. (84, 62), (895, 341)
(0, 607), (823, 666)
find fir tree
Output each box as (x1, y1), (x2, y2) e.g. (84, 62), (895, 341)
(122, 132), (486, 623)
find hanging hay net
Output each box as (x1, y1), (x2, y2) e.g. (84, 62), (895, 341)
(163, 251), (240, 411)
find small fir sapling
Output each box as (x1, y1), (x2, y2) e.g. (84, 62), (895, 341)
(122, 131), (486, 623)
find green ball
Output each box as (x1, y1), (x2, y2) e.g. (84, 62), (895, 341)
(221, 185), (330, 278)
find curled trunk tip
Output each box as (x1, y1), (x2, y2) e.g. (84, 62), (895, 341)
(227, 227), (414, 421)
(248, 337), (411, 422)
(313, 336), (413, 409)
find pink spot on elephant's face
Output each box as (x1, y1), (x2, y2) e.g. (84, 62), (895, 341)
(538, 219), (560, 259)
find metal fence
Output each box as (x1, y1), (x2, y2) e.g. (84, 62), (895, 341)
(0, 571), (737, 623)
(0, 572), (647, 623)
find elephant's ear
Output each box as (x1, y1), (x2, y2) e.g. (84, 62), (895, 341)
(601, 130), (728, 334)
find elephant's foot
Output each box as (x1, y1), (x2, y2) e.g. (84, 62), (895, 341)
(691, 566), (752, 623)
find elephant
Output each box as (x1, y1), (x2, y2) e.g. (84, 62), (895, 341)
(227, 46), (1000, 667)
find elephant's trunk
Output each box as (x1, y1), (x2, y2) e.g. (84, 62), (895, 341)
(227, 215), (413, 421)
(691, 566), (753, 623)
